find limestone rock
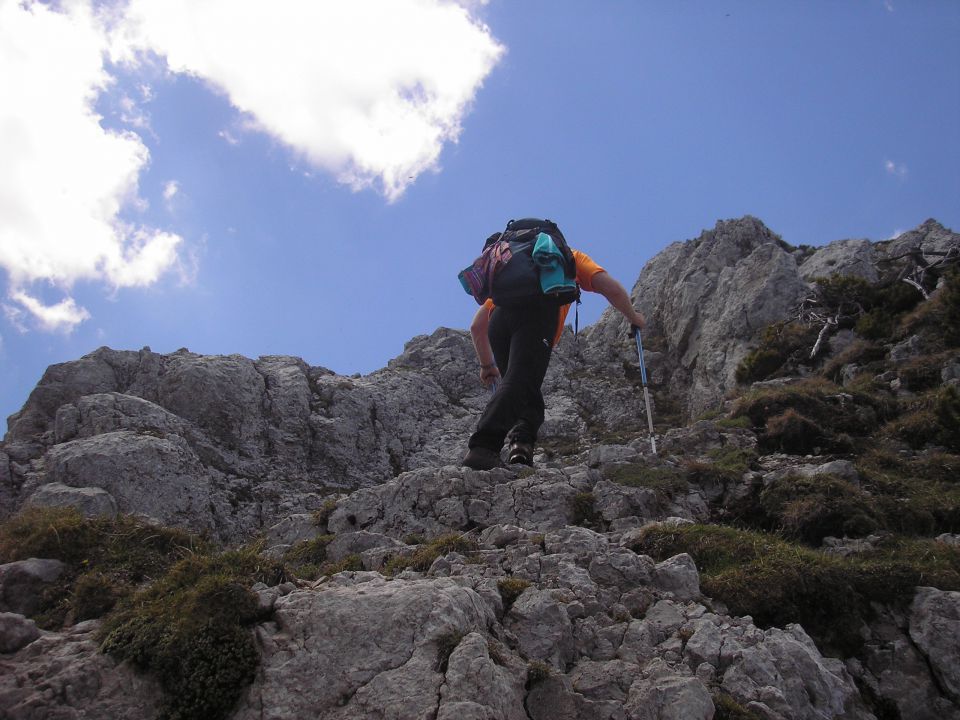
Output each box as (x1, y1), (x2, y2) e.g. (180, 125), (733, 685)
(26, 481), (118, 518)
(0, 612), (39, 653)
(506, 587), (576, 670)
(438, 631), (528, 720)
(910, 587), (960, 704)
(235, 574), (497, 720)
(0, 558), (67, 616)
(0, 619), (163, 718)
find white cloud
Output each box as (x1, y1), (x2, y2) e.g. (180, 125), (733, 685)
(113, 0), (505, 201)
(885, 159), (908, 179)
(9, 291), (92, 333)
(884, 0), (895, 12)
(0, 0), (182, 333)
(163, 180), (179, 201)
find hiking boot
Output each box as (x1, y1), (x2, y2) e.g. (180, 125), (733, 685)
(462, 447), (505, 470)
(508, 442), (534, 466)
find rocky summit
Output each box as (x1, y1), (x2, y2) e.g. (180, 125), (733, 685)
(1, 217), (959, 720)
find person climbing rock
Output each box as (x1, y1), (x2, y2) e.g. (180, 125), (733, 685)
(459, 218), (645, 470)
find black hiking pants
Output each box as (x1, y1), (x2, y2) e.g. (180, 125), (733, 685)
(468, 300), (558, 453)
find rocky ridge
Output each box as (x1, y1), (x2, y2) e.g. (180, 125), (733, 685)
(1, 217), (959, 719)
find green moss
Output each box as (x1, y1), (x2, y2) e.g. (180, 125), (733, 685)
(942, 269), (960, 347)
(435, 630), (464, 672)
(883, 386), (960, 452)
(100, 545), (288, 720)
(715, 415), (752, 430)
(0, 507), (203, 628)
(713, 693), (764, 720)
(732, 378), (894, 453)
(72, 571), (120, 622)
(605, 464), (689, 498)
(570, 492), (601, 529)
(857, 449), (960, 535)
(282, 535), (335, 580)
(383, 533), (478, 574)
(899, 353), (952, 391)
(526, 660), (551, 687)
(312, 499), (338, 532)
(735, 322), (821, 384)
(497, 577), (532, 612)
(758, 474), (882, 544)
(628, 524), (960, 655)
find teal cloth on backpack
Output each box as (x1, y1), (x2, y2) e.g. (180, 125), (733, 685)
(532, 232), (576, 295)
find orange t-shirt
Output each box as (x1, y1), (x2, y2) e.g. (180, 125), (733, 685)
(482, 249), (605, 346)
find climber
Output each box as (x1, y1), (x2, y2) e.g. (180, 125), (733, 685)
(461, 222), (646, 470)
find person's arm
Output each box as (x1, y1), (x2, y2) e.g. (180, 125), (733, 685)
(590, 271), (646, 329)
(470, 304), (501, 386)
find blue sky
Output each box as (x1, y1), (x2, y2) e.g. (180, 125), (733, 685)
(1, 0), (958, 430)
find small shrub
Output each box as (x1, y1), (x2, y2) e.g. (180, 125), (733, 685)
(763, 409), (823, 455)
(942, 269), (960, 346)
(713, 693), (764, 720)
(884, 386), (960, 452)
(526, 660), (551, 687)
(435, 630), (464, 672)
(283, 535), (334, 579)
(321, 554), (363, 576)
(629, 523), (960, 656)
(72, 571), (120, 621)
(312, 499), (338, 531)
(758, 474), (881, 544)
(497, 577), (532, 612)
(733, 378), (893, 452)
(854, 309), (893, 341)
(736, 348), (786, 385)
(100, 546), (288, 720)
(735, 322), (821, 384)
(570, 492), (601, 529)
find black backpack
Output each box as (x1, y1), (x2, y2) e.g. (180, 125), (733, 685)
(459, 218), (580, 308)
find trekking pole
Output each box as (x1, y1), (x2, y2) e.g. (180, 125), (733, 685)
(633, 327), (657, 455)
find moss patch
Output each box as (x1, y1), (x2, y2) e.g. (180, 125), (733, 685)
(282, 534), (336, 580)
(735, 321), (821, 384)
(0, 507), (203, 628)
(497, 577), (532, 612)
(628, 524), (960, 655)
(731, 378), (894, 453)
(605, 464), (689, 498)
(100, 546), (288, 720)
(383, 533), (478, 574)
(570, 492), (602, 529)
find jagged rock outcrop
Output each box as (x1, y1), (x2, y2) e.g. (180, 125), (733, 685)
(585, 217), (959, 416)
(2, 217), (959, 719)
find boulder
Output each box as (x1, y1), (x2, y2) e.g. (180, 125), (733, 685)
(26, 482), (118, 518)
(0, 612), (39, 653)
(910, 587), (960, 704)
(0, 558), (67, 616)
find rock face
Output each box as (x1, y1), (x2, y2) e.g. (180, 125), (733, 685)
(584, 217), (960, 416)
(2, 218), (957, 540)
(1, 217), (959, 719)
(0, 619), (163, 717)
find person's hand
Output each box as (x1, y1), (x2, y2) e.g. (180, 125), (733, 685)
(480, 364), (501, 387)
(628, 311), (646, 336)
